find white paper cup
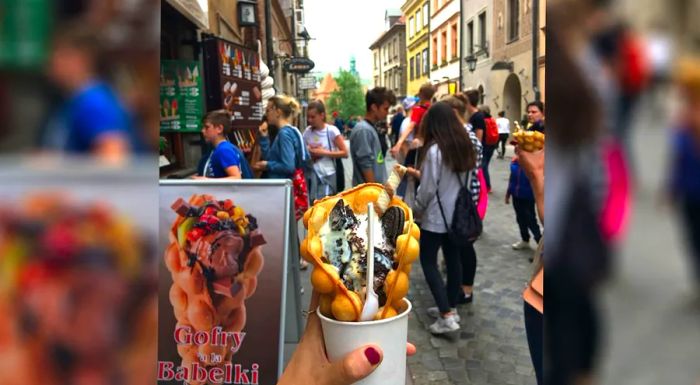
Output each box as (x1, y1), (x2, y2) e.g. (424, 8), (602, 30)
(318, 299), (412, 385)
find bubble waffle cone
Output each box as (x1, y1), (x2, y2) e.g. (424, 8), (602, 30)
(301, 165), (420, 322)
(512, 130), (545, 152)
(165, 194), (265, 374)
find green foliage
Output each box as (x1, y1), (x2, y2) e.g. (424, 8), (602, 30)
(326, 69), (365, 120)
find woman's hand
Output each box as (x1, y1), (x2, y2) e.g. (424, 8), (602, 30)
(308, 147), (329, 158)
(277, 291), (416, 385)
(252, 161), (268, 171)
(406, 167), (420, 179)
(259, 122), (269, 137)
(515, 146), (544, 182)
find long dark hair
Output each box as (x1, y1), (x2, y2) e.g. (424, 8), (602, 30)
(419, 102), (477, 173)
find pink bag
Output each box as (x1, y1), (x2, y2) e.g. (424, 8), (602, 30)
(599, 139), (632, 243)
(477, 169), (488, 220)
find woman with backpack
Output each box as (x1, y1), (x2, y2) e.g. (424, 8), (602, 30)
(253, 95), (311, 267)
(413, 102), (482, 334)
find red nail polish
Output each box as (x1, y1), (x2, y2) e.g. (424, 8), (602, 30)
(364, 347), (381, 365)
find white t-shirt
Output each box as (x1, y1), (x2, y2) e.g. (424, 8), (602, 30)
(399, 117), (414, 143)
(303, 124), (341, 176)
(496, 117), (511, 134)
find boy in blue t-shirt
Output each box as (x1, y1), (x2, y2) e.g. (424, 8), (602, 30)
(195, 110), (243, 179)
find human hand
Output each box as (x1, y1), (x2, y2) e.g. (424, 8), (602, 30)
(252, 161), (268, 171)
(277, 291), (416, 385)
(390, 144), (401, 158)
(406, 167), (420, 179)
(258, 122), (269, 137)
(191, 175), (206, 180)
(410, 138), (423, 149)
(515, 145), (544, 182)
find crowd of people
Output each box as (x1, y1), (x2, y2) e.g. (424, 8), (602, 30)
(189, 80), (547, 383)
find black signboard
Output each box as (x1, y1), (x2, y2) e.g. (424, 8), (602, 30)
(202, 37), (263, 153)
(283, 57), (315, 74)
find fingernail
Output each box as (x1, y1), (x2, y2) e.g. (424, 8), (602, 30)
(364, 347), (381, 365)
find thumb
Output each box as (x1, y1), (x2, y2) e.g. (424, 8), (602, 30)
(324, 345), (383, 385)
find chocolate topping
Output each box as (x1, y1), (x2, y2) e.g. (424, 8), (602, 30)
(171, 198), (192, 217)
(381, 206), (405, 247)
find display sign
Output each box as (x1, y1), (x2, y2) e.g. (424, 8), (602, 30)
(160, 60), (205, 133)
(298, 76), (317, 90)
(0, 0), (51, 69)
(283, 57), (315, 74)
(202, 37), (263, 153)
(158, 180), (293, 385)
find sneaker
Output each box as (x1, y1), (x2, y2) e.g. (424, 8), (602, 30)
(458, 292), (473, 304)
(427, 307), (460, 323)
(512, 241), (531, 250)
(428, 314), (460, 334)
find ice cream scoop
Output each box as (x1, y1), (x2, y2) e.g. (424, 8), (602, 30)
(301, 165), (420, 322)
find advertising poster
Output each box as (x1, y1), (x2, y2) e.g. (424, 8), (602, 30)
(158, 180), (291, 385)
(202, 37), (263, 154)
(160, 60), (204, 133)
(0, 161), (157, 384)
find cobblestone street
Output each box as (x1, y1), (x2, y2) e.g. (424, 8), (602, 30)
(399, 148), (538, 385)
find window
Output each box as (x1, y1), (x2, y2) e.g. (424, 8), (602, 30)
(374, 52), (378, 69)
(416, 10), (421, 32)
(508, 0), (519, 42)
(423, 3), (429, 26)
(451, 24), (458, 59)
(441, 30), (447, 63)
(409, 16), (414, 37)
(467, 21), (474, 54)
(415, 53), (421, 77)
(432, 36), (438, 66)
(432, 0), (437, 14)
(394, 38), (399, 59)
(410, 57), (415, 80)
(423, 48), (429, 74)
(479, 12), (487, 49)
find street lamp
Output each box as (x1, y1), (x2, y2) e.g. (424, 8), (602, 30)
(465, 54), (478, 73)
(237, 0), (258, 27)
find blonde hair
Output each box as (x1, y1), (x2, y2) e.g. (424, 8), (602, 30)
(269, 95), (301, 118)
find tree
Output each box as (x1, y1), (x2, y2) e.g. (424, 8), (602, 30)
(326, 69), (365, 120)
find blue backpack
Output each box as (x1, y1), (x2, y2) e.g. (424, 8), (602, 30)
(232, 145), (254, 179)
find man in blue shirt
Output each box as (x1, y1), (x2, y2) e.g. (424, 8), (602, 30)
(195, 110), (243, 179)
(43, 23), (143, 161)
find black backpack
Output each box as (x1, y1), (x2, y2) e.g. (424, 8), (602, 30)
(436, 171), (483, 246)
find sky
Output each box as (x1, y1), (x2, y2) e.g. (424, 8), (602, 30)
(196, 0), (403, 81)
(303, 0), (405, 81)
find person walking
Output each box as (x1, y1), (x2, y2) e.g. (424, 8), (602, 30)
(390, 83), (436, 158)
(303, 100), (348, 202)
(390, 105), (405, 147)
(506, 158), (542, 251)
(480, 105), (499, 193)
(413, 102), (480, 334)
(497, 111), (511, 158)
(349, 87), (396, 186)
(443, 94), (483, 304)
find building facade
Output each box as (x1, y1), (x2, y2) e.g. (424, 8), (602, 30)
(369, 10), (407, 99)
(429, 0), (460, 97)
(461, 0), (493, 105)
(402, 0), (431, 97)
(490, 0), (535, 125)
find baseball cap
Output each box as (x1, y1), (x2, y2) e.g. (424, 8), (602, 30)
(402, 96), (418, 111)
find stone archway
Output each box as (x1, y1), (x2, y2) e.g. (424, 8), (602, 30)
(503, 73), (522, 127)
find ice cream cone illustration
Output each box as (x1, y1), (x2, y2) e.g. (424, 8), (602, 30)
(171, 99), (178, 117)
(301, 165), (420, 322)
(164, 195), (265, 373)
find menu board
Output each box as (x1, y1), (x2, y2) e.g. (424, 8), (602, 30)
(202, 37), (263, 153)
(160, 60), (205, 133)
